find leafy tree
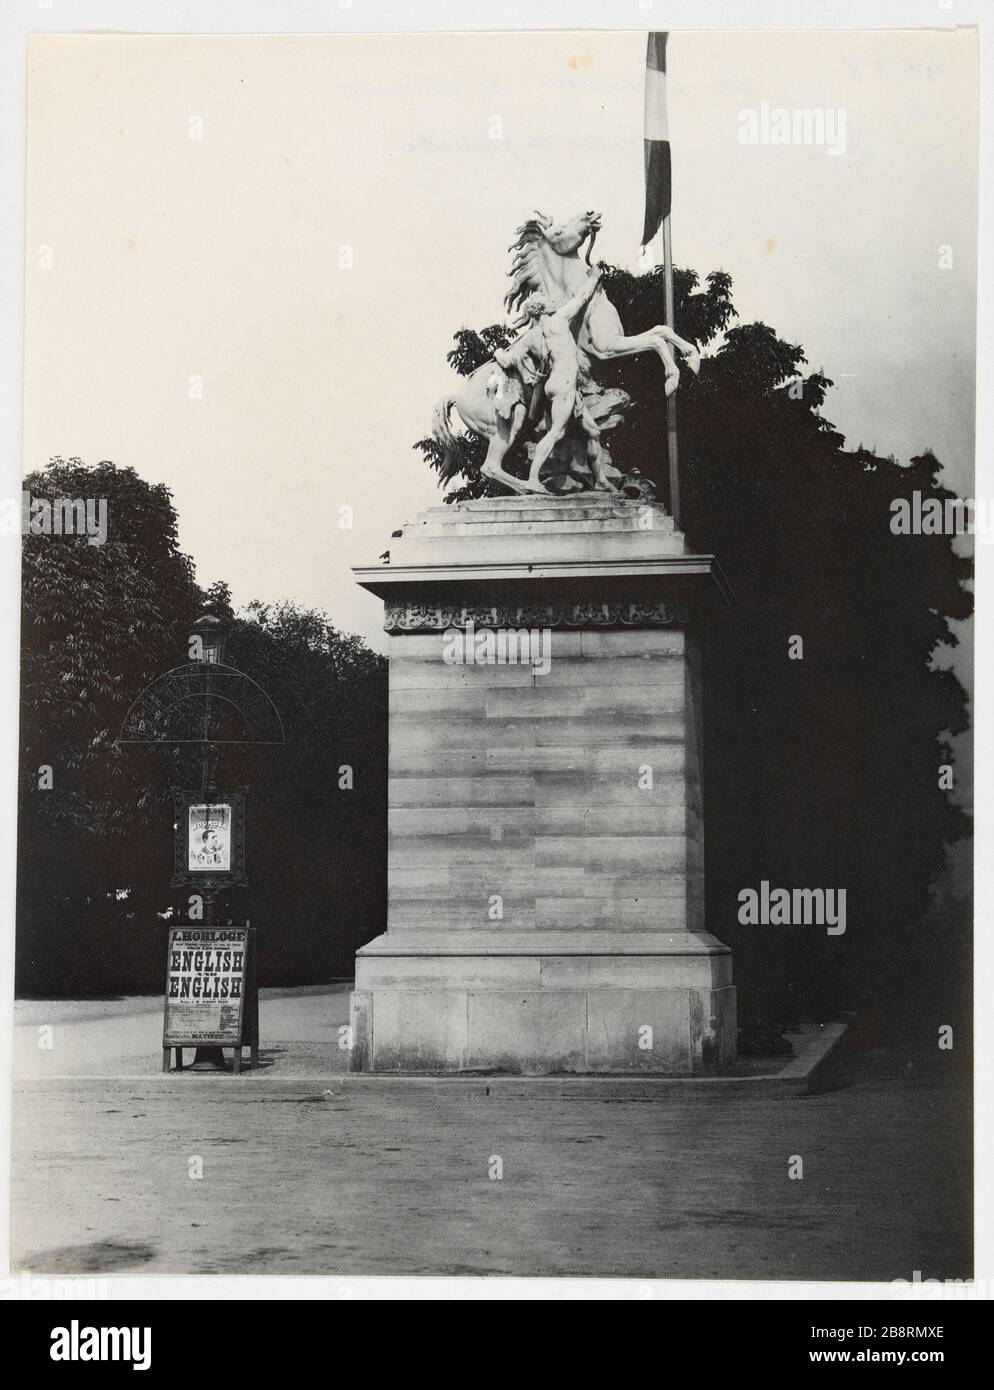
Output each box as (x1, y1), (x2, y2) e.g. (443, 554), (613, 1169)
(414, 268), (972, 1030)
(18, 459), (202, 993)
(17, 459), (386, 994)
(20, 457), (201, 835)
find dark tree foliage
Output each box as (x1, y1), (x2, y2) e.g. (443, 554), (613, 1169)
(17, 459), (201, 995)
(413, 270), (972, 1027)
(20, 458), (201, 834)
(17, 460), (385, 995)
(446, 324), (516, 376)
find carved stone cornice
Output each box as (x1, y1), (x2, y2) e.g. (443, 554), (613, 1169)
(384, 599), (689, 633)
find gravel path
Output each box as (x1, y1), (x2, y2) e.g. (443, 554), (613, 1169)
(10, 1008), (971, 1280)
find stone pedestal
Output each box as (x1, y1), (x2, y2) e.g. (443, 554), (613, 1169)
(350, 495), (736, 1074)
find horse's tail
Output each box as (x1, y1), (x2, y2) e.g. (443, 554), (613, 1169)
(431, 395), (462, 471)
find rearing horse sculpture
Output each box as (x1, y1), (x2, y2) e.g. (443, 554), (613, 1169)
(432, 209), (700, 495)
(506, 209), (700, 387)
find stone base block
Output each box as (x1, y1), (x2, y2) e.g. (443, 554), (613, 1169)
(350, 932), (736, 1075)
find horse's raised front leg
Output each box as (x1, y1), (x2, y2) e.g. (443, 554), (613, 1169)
(657, 326), (701, 374)
(586, 327), (682, 397)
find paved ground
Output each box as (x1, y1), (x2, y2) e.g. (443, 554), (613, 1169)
(13, 984), (353, 1078)
(9, 989), (971, 1280)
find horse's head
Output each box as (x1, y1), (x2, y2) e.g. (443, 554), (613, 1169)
(504, 210), (602, 316)
(535, 209), (602, 259)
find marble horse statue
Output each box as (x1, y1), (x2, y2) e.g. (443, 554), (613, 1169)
(431, 209), (700, 496)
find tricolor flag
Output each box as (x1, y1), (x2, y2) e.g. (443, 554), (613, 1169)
(641, 31), (671, 249)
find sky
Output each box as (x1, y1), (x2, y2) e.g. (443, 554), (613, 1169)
(23, 28), (978, 658)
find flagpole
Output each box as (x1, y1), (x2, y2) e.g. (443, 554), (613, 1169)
(661, 215), (681, 527)
(643, 29), (682, 528)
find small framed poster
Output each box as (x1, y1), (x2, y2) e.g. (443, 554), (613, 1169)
(171, 788), (247, 890)
(188, 802), (232, 872)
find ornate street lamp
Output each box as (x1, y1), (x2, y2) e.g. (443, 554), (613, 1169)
(189, 613), (226, 666)
(118, 611), (283, 1073)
